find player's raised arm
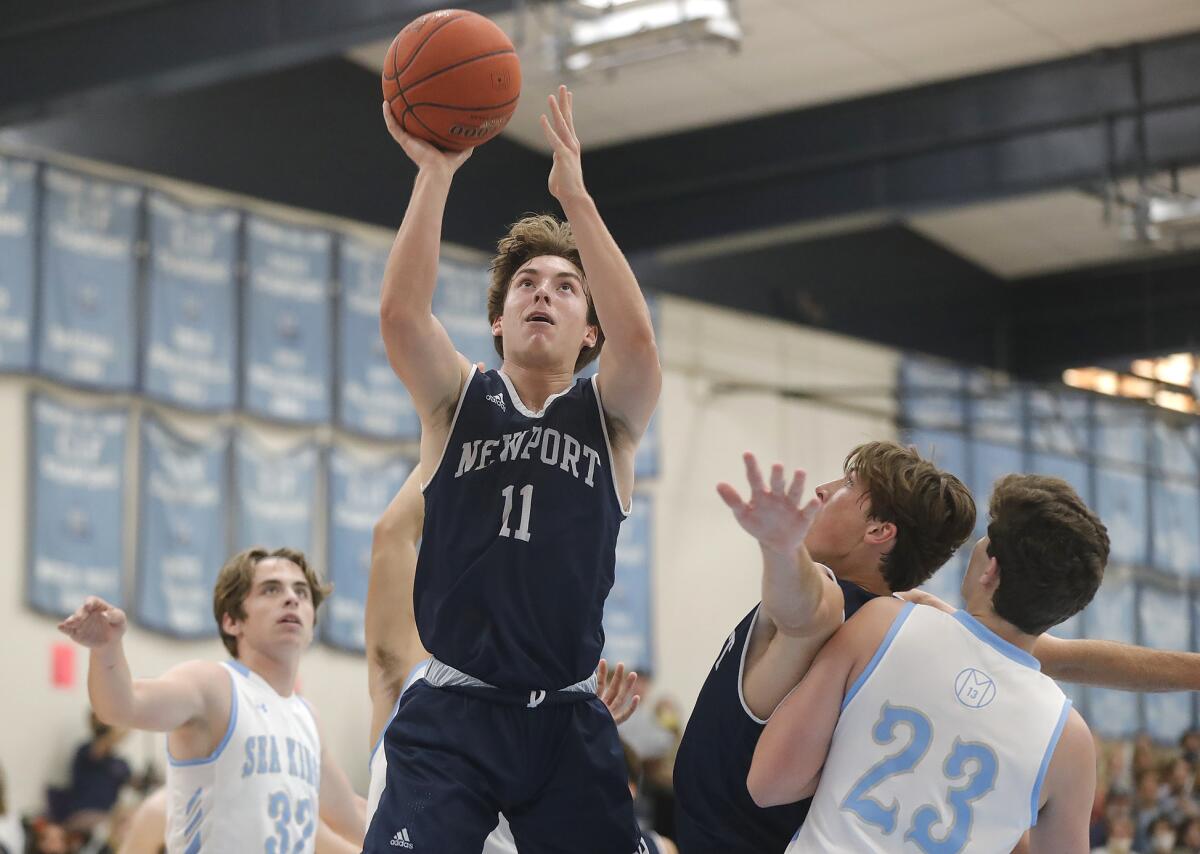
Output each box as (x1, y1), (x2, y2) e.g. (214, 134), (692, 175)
(378, 103), (474, 424)
(540, 85), (660, 443)
(747, 598), (898, 808)
(1026, 709), (1095, 854)
(1033, 633), (1200, 692)
(58, 597), (218, 733)
(718, 454), (845, 718)
(366, 467), (428, 745)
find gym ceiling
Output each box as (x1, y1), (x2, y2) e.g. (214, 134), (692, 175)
(4, 0), (1200, 378)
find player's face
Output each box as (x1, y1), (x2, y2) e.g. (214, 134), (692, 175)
(494, 255), (596, 369)
(237, 558), (315, 655)
(804, 470), (872, 567)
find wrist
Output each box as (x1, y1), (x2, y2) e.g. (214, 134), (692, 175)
(92, 639), (126, 668)
(556, 189), (595, 216)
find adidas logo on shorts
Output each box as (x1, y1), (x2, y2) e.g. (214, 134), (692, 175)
(390, 828), (414, 849)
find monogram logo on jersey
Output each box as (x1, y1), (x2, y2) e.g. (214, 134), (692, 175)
(954, 667), (996, 709)
(527, 690), (547, 709)
(486, 392), (506, 412)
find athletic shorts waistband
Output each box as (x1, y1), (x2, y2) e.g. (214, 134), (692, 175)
(423, 657), (598, 707)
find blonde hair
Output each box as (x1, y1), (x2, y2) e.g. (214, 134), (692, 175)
(212, 547), (331, 657)
(487, 214), (603, 373)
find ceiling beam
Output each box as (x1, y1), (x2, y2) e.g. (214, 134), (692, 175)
(0, 0), (511, 127)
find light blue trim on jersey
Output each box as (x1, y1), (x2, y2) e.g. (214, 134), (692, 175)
(228, 658), (250, 677)
(368, 658), (432, 766)
(167, 663), (239, 767)
(951, 610), (1041, 671)
(1029, 697), (1072, 827)
(841, 601), (915, 712)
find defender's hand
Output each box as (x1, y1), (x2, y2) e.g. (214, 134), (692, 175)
(597, 659), (640, 725)
(58, 596), (128, 649)
(717, 453), (824, 556)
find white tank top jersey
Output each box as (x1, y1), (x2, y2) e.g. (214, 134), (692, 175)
(788, 602), (1072, 854)
(367, 659), (518, 854)
(165, 660), (321, 854)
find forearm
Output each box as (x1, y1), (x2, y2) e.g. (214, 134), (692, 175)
(88, 642), (138, 727)
(761, 544), (832, 636)
(1035, 635), (1200, 692)
(379, 171), (452, 327)
(558, 193), (656, 355)
(316, 819), (362, 854)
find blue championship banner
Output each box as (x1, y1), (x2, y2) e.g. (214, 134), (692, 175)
(434, 257), (497, 369)
(136, 415), (230, 638)
(603, 493), (654, 673)
(244, 216), (332, 423)
(143, 193), (239, 410)
(38, 168), (140, 389)
(1140, 584), (1192, 742)
(325, 449), (413, 652)
(234, 433), (318, 557)
(338, 236), (419, 439)
(0, 156), (37, 371)
(1085, 575), (1140, 738)
(29, 395), (129, 616)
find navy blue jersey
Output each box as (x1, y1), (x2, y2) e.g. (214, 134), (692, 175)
(416, 368), (627, 690)
(673, 579), (878, 854)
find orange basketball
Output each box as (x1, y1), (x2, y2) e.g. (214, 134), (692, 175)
(382, 9), (521, 151)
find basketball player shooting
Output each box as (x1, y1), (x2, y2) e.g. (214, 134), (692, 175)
(363, 85), (660, 853)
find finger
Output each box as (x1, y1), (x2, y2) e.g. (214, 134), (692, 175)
(743, 452), (766, 496)
(381, 102), (404, 139)
(716, 482), (746, 512)
(801, 496), (823, 518)
(617, 694), (640, 725)
(597, 658), (609, 690)
(770, 463), (786, 496)
(547, 93), (569, 138)
(787, 470), (807, 506)
(561, 86), (578, 141)
(107, 610), (124, 626)
(612, 670), (636, 710)
(539, 114), (564, 150)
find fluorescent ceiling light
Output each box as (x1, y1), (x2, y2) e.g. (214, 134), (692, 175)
(570, 0), (737, 46)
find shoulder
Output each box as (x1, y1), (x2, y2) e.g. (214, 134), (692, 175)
(161, 659), (230, 691)
(845, 596), (906, 631)
(1042, 705), (1095, 807)
(1053, 706), (1094, 768)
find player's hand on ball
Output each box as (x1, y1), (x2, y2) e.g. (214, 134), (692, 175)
(717, 453), (824, 556)
(597, 658), (640, 725)
(58, 596), (127, 648)
(540, 85), (588, 205)
(382, 102), (472, 177)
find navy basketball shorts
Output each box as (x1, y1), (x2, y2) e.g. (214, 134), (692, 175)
(363, 680), (645, 854)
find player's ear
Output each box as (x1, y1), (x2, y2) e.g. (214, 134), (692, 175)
(865, 520), (896, 547)
(582, 323), (597, 348)
(979, 556), (1001, 590)
(492, 315), (503, 337)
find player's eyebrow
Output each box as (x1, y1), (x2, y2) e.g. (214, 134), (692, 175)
(515, 265), (581, 284)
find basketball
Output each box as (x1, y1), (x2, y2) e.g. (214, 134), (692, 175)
(382, 9), (521, 151)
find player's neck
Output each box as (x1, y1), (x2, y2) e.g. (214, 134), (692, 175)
(500, 361), (575, 412)
(236, 645), (301, 697)
(831, 553), (892, 597)
(963, 607), (1037, 656)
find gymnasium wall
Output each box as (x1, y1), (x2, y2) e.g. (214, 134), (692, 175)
(0, 148), (902, 815)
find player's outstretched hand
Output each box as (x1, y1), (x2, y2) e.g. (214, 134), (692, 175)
(717, 452), (824, 556)
(540, 85), (588, 205)
(381, 102), (472, 178)
(895, 588), (957, 615)
(58, 596), (127, 649)
(597, 658), (640, 725)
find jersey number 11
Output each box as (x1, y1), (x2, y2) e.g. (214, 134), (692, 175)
(499, 484), (533, 542)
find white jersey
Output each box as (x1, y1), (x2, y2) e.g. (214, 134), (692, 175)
(368, 659), (518, 854)
(790, 603), (1071, 854)
(165, 660), (321, 854)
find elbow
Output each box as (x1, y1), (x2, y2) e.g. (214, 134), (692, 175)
(747, 768), (786, 809)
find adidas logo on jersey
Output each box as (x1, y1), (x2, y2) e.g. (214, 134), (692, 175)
(389, 828), (414, 849)
(486, 392), (506, 412)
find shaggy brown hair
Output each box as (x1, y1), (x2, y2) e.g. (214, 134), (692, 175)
(213, 547), (331, 658)
(487, 214), (603, 373)
(987, 474), (1108, 635)
(846, 441), (977, 592)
